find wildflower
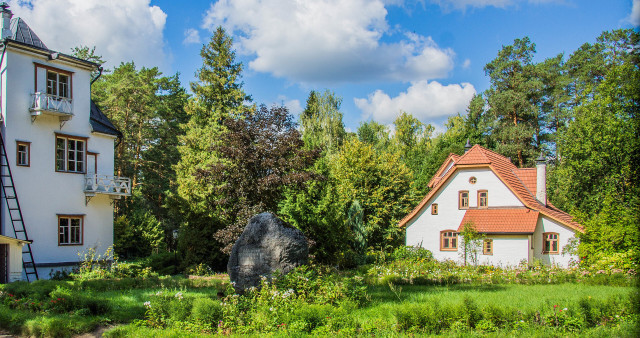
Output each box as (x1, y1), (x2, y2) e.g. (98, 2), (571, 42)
(553, 305), (558, 309)
(144, 301), (151, 308)
(175, 292), (183, 299)
(563, 308), (568, 311)
(270, 307), (274, 311)
(155, 291), (163, 296)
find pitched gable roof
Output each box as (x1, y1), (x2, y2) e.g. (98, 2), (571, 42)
(398, 144), (583, 232)
(90, 100), (121, 137)
(427, 153), (460, 188)
(9, 17), (48, 50)
(458, 208), (539, 233)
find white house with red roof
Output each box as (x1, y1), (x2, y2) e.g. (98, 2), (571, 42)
(399, 142), (583, 267)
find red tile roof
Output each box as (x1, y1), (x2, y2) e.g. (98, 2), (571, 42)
(514, 168), (536, 194)
(457, 208), (539, 233)
(398, 144), (583, 232)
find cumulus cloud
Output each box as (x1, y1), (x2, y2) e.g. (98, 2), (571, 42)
(201, 0), (454, 83)
(183, 28), (202, 45)
(7, 0), (167, 69)
(354, 81), (476, 124)
(630, 0), (640, 26)
(462, 58), (471, 69)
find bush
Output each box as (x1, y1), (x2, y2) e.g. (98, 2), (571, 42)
(191, 297), (222, 325)
(144, 251), (180, 275)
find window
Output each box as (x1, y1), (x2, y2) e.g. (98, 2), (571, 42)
(46, 70), (70, 98)
(55, 134), (86, 173)
(431, 203), (438, 215)
(459, 191), (469, 209)
(16, 141), (30, 167)
(440, 230), (458, 251)
(483, 239), (493, 255)
(469, 176), (477, 184)
(543, 232), (559, 254)
(58, 215), (83, 246)
(478, 190), (488, 208)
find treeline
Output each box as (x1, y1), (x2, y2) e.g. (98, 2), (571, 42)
(81, 27), (638, 271)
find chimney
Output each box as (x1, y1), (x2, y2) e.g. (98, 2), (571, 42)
(536, 152), (547, 205)
(464, 139), (472, 153)
(0, 2), (12, 41)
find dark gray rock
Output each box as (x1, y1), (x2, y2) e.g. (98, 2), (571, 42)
(227, 212), (308, 293)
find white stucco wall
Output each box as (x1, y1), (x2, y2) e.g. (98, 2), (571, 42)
(1, 46), (115, 277)
(0, 237), (26, 282)
(475, 235), (529, 267)
(406, 167), (524, 263)
(533, 215), (578, 268)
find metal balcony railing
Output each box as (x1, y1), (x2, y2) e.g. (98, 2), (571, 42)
(84, 174), (132, 196)
(29, 92), (73, 118)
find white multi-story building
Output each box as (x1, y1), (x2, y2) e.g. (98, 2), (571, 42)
(0, 3), (130, 282)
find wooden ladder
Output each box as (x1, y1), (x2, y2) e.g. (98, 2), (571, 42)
(0, 132), (38, 281)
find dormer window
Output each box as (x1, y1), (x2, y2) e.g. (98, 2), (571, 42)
(47, 70), (69, 98)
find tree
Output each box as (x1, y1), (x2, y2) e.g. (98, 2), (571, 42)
(357, 121), (391, 152)
(484, 37), (543, 167)
(299, 90), (346, 153)
(392, 112), (434, 193)
(90, 61), (188, 257)
(194, 105), (319, 254)
(549, 30), (640, 267)
(348, 200), (366, 264)
(332, 138), (417, 249)
(459, 221), (483, 266)
(174, 27), (252, 269)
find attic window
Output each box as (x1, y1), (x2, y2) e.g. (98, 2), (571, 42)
(458, 191), (469, 209)
(431, 203), (438, 215)
(469, 177), (477, 184)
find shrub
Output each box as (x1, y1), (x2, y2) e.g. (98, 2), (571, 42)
(144, 251), (180, 275)
(191, 297), (222, 325)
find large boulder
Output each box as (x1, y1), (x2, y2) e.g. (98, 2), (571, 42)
(227, 212), (308, 293)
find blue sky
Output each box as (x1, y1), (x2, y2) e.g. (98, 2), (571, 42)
(10, 0), (639, 132)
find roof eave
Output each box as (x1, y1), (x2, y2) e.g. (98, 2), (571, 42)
(2, 39), (98, 71)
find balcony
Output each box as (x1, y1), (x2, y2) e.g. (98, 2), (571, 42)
(84, 174), (132, 204)
(29, 92), (73, 123)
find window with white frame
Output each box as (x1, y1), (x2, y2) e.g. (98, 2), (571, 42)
(47, 70), (70, 98)
(58, 215), (83, 246)
(55, 135), (86, 173)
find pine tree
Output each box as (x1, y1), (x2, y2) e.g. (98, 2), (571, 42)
(174, 27), (251, 269)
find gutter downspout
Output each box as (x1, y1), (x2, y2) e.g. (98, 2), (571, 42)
(90, 66), (103, 86)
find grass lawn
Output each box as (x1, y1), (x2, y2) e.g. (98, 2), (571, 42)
(1, 273), (637, 337)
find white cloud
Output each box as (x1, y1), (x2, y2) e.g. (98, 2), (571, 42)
(7, 0), (167, 69)
(183, 28), (201, 45)
(202, 0), (454, 83)
(284, 98), (303, 117)
(462, 58), (471, 69)
(630, 0), (640, 26)
(354, 80), (476, 124)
